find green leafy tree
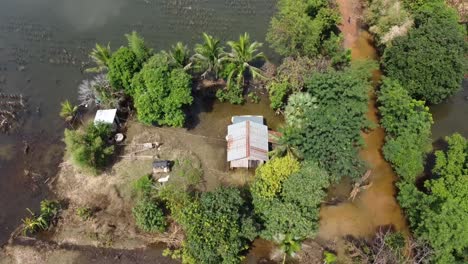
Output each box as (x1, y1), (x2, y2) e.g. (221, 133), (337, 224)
(382, 2), (465, 104)
(107, 47), (142, 94)
(253, 162), (330, 256)
(86, 43), (112, 73)
(378, 78), (433, 181)
(283, 67), (372, 181)
(192, 33), (225, 78)
(132, 198), (167, 233)
(132, 54), (193, 127)
(266, 0), (341, 57)
(250, 154), (300, 200)
(64, 123), (114, 174)
(179, 187), (257, 264)
(398, 134), (468, 263)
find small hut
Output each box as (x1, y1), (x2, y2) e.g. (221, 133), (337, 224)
(94, 109), (119, 128)
(226, 116), (269, 169)
(153, 160), (171, 174)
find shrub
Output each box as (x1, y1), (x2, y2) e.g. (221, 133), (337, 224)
(215, 83), (244, 105)
(132, 198), (167, 233)
(64, 123), (114, 174)
(76, 206), (93, 221)
(132, 174), (154, 197)
(22, 200), (60, 235)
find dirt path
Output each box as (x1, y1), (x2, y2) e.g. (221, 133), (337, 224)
(317, 0), (408, 240)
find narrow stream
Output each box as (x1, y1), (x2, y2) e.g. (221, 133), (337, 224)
(318, 1), (408, 241)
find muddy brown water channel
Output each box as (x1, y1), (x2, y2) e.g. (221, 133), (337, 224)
(0, 0), (467, 263)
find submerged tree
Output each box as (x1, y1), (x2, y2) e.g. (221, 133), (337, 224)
(125, 31), (152, 64)
(59, 100), (78, 123)
(86, 43), (112, 73)
(192, 33), (225, 79)
(164, 42), (192, 70)
(224, 33), (266, 88)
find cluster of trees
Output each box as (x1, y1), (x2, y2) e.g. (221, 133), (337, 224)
(371, 2), (467, 263)
(397, 134), (468, 263)
(377, 78), (433, 182)
(375, 0), (465, 104)
(266, 0), (350, 110)
(251, 156), (330, 261)
(280, 63), (375, 182)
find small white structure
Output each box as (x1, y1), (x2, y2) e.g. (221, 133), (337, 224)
(157, 175), (170, 183)
(226, 116), (269, 169)
(94, 109), (118, 126)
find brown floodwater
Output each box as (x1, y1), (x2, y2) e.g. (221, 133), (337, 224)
(317, 6), (408, 240)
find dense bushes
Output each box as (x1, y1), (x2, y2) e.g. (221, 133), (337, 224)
(382, 1), (465, 104)
(179, 187), (257, 264)
(377, 78), (433, 181)
(282, 64), (374, 181)
(397, 134), (468, 263)
(64, 123), (114, 174)
(132, 54), (193, 127)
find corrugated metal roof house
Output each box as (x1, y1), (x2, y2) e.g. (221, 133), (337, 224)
(226, 116), (269, 169)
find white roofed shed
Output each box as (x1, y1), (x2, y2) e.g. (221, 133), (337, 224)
(227, 117), (269, 169)
(94, 109), (118, 126)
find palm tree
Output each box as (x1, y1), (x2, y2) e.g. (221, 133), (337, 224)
(164, 42), (192, 70)
(59, 100), (78, 123)
(273, 233), (303, 264)
(125, 31), (152, 63)
(225, 33), (266, 88)
(192, 33), (225, 79)
(86, 43), (111, 73)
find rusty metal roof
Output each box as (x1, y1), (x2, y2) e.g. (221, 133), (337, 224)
(227, 120), (269, 162)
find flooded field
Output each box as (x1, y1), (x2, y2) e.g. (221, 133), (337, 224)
(0, 0), (467, 263)
(0, 0), (276, 246)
